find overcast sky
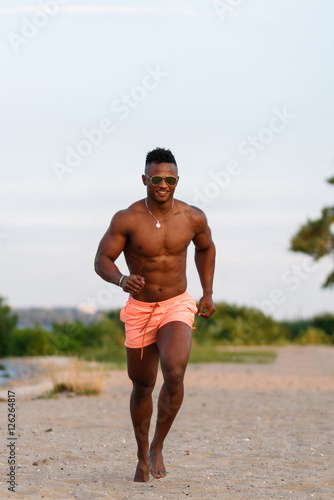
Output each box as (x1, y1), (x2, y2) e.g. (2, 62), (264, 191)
(1, 0), (333, 320)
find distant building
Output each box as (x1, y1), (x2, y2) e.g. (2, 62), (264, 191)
(14, 307), (103, 330)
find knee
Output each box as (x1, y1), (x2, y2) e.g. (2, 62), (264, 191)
(131, 380), (155, 401)
(163, 367), (185, 395)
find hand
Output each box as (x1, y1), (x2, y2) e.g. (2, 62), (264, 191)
(121, 274), (145, 295)
(197, 295), (216, 319)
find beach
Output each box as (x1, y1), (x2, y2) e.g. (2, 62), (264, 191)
(1, 345), (334, 499)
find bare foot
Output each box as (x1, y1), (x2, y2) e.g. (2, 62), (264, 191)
(134, 457), (150, 482)
(149, 448), (167, 479)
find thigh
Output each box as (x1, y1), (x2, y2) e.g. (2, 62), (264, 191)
(156, 321), (192, 373)
(126, 342), (160, 386)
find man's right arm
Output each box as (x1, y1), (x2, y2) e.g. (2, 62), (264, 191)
(94, 211), (145, 295)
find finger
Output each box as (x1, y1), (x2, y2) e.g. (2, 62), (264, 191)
(131, 276), (145, 286)
(126, 282), (143, 293)
(199, 310), (209, 318)
(197, 300), (204, 316)
(129, 282), (145, 292)
(203, 306), (216, 319)
(197, 301), (215, 318)
(203, 312), (212, 318)
(197, 305), (207, 317)
(122, 278), (137, 292)
(124, 278), (145, 294)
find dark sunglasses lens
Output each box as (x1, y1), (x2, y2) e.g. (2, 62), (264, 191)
(166, 177), (177, 186)
(150, 176), (177, 185)
(151, 176), (163, 185)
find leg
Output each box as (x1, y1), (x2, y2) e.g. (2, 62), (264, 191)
(149, 321), (192, 479)
(127, 342), (160, 482)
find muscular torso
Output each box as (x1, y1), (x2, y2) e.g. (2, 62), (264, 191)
(123, 199), (200, 302)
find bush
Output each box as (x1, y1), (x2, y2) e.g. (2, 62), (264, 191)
(51, 321), (91, 350)
(295, 327), (333, 345)
(194, 302), (289, 345)
(48, 315), (126, 362)
(5, 327), (51, 356)
(280, 319), (312, 341)
(0, 298), (18, 356)
(85, 315), (125, 347)
(49, 315), (124, 353)
(45, 357), (106, 395)
(283, 314), (334, 344)
(312, 313), (334, 336)
(3, 297), (333, 357)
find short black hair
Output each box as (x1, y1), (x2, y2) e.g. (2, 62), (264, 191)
(145, 147), (177, 172)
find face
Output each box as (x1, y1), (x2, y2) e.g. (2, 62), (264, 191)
(142, 162), (178, 203)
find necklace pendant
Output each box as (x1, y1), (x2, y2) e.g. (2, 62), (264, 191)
(156, 222), (161, 228)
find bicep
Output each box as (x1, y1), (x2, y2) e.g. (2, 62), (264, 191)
(193, 225), (213, 251)
(96, 213), (128, 262)
(191, 211), (213, 251)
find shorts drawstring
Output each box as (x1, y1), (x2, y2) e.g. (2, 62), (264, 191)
(139, 302), (160, 360)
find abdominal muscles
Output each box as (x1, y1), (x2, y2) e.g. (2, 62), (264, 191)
(125, 251), (188, 302)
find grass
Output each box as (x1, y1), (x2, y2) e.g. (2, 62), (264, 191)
(33, 346), (277, 399)
(189, 344), (277, 364)
(79, 344), (277, 365)
(81, 346), (127, 368)
(44, 356), (106, 395)
(37, 389), (58, 399)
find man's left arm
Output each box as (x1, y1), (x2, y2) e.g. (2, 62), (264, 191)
(192, 211), (216, 319)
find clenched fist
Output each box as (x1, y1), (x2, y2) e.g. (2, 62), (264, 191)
(121, 275), (145, 295)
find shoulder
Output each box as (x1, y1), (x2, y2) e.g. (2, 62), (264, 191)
(175, 200), (208, 233)
(109, 200), (145, 232)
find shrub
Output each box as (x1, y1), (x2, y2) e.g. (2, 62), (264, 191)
(194, 302), (289, 345)
(5, 327), (50, 356)
(45, 357), (106, 395)
(295, 327), (333, 345)
(0, 298), (18, 356)
(311, 313), (334, 336)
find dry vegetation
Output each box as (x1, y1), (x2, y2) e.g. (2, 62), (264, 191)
(44, 357), (106, 395)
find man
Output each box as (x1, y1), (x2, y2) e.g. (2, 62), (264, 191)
(94, 147), (216, 482)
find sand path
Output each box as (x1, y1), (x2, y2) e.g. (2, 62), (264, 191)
(1, 346), (333, 499)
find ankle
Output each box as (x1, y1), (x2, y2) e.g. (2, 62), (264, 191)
(150, 442), (163, 453)
(137, 448), (149, 461)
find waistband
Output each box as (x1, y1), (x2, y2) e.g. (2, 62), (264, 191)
(127, 290), (190, 307)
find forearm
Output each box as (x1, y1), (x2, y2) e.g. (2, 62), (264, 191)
(94, 254), (124, 286)
(194, 242), (216, 295)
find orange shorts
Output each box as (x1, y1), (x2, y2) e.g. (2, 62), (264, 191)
(120, 291), (198, 357)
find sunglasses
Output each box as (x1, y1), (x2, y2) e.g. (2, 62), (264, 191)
(145, 174), (178, 186)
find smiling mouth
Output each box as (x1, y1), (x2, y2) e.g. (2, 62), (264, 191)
(157, 190), (168, 195)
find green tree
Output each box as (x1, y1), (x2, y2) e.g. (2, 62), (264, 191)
(0, 297), (18, 356)
(290, 176), (334, 288)
(312, 313), (334, 336)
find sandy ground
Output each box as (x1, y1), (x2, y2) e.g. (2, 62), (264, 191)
(1, 346), (334, 500)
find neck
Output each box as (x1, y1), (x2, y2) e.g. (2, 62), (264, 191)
(146, 197), (174, 214)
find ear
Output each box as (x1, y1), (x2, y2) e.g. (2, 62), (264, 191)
(142, 174), (147, 186)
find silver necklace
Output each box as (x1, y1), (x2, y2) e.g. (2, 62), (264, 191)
(144, 198), (174, 228)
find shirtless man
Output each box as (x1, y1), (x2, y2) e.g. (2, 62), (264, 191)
(94, 147), (216, 482)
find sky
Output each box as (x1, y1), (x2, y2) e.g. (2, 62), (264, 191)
(0, 0), (333, 320)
